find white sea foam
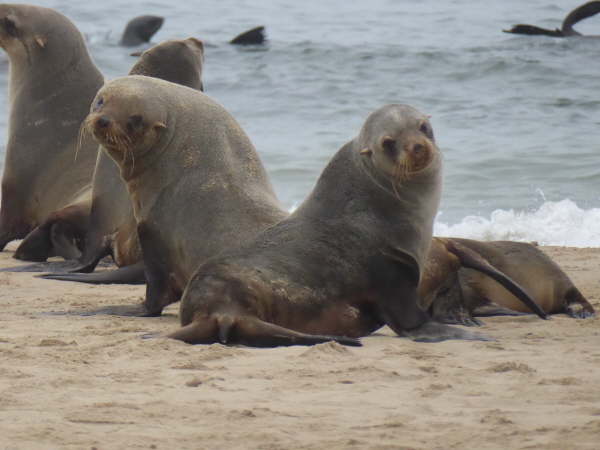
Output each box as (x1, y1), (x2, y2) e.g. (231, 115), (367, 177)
(435, 199), (600, 247)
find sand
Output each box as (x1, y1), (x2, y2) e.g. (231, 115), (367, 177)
(0, 243), (599, 450)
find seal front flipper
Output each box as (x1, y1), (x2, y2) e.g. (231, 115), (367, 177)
(169, 315), (362, 347)
(229, 26), (266, 45)
(430, 280), (484, 327)
(443, 239), (548, 320)
(38, 262), (146, 284)
(472, 302), (529, 317)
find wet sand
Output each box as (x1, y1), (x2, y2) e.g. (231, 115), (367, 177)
(0, 243), (599, 449)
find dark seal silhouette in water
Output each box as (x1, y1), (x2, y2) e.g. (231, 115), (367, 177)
(229, 26), (266, 45)
(13, 38), (205, 273)
(422, 239), (594, 325)
(504, 1), (600, 37)
(120, 15), (164, 47)
(81, 75), (286, 317)
(167, 104), (490, 348)
(0, 5), (103, 258)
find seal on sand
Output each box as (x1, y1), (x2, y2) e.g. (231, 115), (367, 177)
(16, 37), (206, 272)
(120, 15), (164, 47)
(167, 104), (490, 348)
(0, 5), (103, 257)
(425, 239), (595, 323)
(418, 237), (549, 326)
(84, 75), (286, 316)
(503, 1), (600, 37)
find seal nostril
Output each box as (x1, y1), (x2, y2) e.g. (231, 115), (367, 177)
(96, 116), (110, 129)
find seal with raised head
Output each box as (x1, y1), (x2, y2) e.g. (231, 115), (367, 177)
(503, 1), (600, 37)
(14, 37), (206, 273)
(167, 104), (490, 348)
(424, 239), (595, 323)
(120, 15), (164, 47)
(83, 75), (287, 316)
(0, 5), (103, 258)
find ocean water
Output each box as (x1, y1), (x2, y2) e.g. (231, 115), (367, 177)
(1, 1), (599, 246)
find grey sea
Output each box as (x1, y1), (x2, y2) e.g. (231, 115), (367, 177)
(1, 0), (599, 245)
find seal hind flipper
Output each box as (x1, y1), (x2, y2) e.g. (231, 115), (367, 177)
(503, 24), (563, 37)
(170, 315), (362, 347)
(562, 1), (600, 35)
(472, 302), (530, 317)
(405, 321), (493, 342)
(39, 262), (146, 284)
(443, 239), (549, 320)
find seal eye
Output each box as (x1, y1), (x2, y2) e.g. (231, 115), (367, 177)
(127, 114), (144, 132)
(93, 97), (104, 112)
(419, 122), (434, 140)
(3, 18), (17, 37)
(381, 138), (397, 158)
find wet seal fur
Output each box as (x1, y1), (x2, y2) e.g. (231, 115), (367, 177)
(13, 38), (206, 274)
(167, 104), (490, 348)
(0, 4), (103, 258)
(120, 15), (164, 47)
(422, 238), (595, 324)
(84, 75), (286, 316)
(504, 1), (600, 37)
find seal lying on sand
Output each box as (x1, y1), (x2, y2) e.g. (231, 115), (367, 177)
(167, 104), (490, 347)
(0, 5), (103, 258)
(14, 38), (206, 269)
(120, 15), (164, 46)
(84, 75), (286, 316)
(423, 239), (595, 325)
(504, 1), (600, 37)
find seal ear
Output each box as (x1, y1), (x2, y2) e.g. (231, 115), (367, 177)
(153, 121), (167, 131)
(360, 148), (373, 157)
(34, 36), (47, 48)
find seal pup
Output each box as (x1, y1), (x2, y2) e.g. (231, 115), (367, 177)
(83, 75), (286, 316)
(504, 1), (600, 37)
(426, 239), (595, 323)
(0, 5), (103, 256)
(167, 104), (491, 347)
(12, 37), (206, 270)
(120, 15), (164, 46)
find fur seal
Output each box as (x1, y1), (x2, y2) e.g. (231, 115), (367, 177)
(0, 5), (103, 257)
(83, 75), (286, 316)
(120, 15), (164, 47)
(424, 239), (595, 323)
(13, 37), (206, 273)
(504, 1), (600, 37)
(167, 104), (489, 348)
(229, 26), (266, 45)
(418, 238), (549, 326)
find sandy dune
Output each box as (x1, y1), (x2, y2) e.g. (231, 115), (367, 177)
(0, 243), (599, 449)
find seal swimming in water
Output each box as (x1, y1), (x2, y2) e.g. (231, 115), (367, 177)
(167, 104), (491, 347)
(81, 75), (286, 316)
(12, 38), (206, 270)
(0, 5), (103, 257)
(120, 15), (164, 47)
(422, 239), (594, 325)
(503, 1), (600, 37)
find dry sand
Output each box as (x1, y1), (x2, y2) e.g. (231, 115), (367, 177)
(0, 243), (599, 450)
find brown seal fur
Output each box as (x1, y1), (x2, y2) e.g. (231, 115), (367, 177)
(0, 5), (103, 257)
(18, 38), (205, 270)
(85, 75), (286, 316)
(167, 104), (490, 348)
(423, 238), (595, 323)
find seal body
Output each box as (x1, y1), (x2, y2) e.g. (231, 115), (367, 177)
(503, 1), (600, 37)
(0, 5), (103, 255)
(428, 239), (595, 321)
(21, 38), (205, 269)
(120, 15), (164, 46)
(169, 104), (489, 347)
(87, 75), (286, 316)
